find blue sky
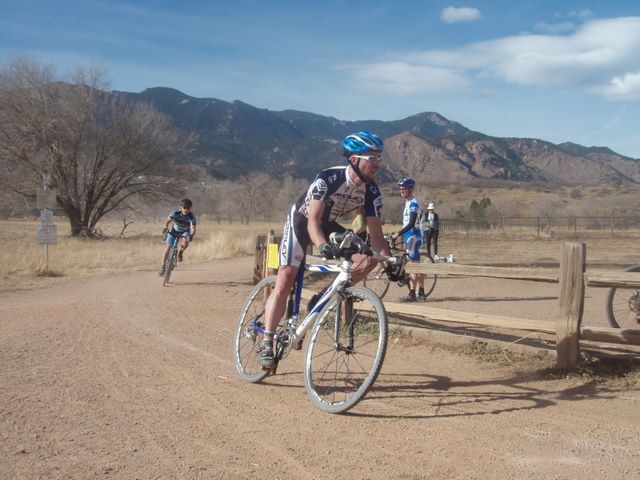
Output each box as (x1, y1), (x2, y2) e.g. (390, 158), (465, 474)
(2, 0), (640, 158)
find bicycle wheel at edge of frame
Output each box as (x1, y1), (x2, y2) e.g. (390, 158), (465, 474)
(302, 285), (388, 414)
(233, 275), (278, 383)
(605, 264), (640, 328)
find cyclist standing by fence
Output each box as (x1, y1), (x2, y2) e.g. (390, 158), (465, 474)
(392, 178), (426, 302)
(257, 130), (391, 371)
(159, 198), (197, 276)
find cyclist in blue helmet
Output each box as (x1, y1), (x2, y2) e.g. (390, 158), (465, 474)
(159, 198), (197, 275)
(256, 130), (390, 371)
(392, 178), (426, 302)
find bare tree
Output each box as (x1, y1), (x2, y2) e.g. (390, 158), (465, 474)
(0, 58), (188, 236)
(218, 172), (275, 224)
(533, 197), (565, 232)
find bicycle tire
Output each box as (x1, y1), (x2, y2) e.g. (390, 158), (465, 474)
(234, 275), (278, 383)
(605, 264), (640, 329)
(422, 255), (437, 298)
(303, 285), (388, 413)
(363, 264), (391, 299)
(162, 249), (176, 287)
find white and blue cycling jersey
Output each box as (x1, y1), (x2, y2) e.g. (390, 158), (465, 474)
(279, 166), (383, 268)
(168, 208), (197, 234)
(402, 198), (421, 241)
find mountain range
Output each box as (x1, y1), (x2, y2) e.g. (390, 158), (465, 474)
(118, 87), (640, 187)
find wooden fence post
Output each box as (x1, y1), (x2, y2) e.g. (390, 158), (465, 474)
(555, 242), (586, 370)
(253, 234), (267, 284)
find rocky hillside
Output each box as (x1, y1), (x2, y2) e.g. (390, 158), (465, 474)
(117, 87), (640, 186)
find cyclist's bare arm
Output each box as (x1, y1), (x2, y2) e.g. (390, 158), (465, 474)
(366, 216), (390, 257)
(307, 199), (329, 246)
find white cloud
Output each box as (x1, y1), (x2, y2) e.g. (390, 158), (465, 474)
(593, 72), (640, 101)
(340, 62), (471, 95)
(568, 9), (595, 19)
(441, 7), (482, 24)
(534, 21), (576, 34)
(342, 16), (640, 102)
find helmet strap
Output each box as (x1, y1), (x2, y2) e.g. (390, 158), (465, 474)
(349, 157), (370, 184)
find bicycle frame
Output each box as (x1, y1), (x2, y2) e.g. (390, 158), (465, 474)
(251, 258), (350, 355)
(293, 259), (349, 340)
(252, 234), (390, 357)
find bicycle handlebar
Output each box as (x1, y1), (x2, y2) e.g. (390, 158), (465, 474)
(328, 230), (401, 264)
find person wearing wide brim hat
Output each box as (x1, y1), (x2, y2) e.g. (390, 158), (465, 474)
(424, 202), (439, 258)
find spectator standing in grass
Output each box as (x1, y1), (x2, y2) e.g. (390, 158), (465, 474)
(424, 202), (439, 258)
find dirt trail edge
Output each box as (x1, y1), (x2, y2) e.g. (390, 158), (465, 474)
(1, 256), (639, 479)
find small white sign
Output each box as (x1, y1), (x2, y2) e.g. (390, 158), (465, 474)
(40, 209), (54, 224)
(37, 224), (57, 245)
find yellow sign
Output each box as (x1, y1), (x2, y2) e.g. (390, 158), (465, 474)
(267, 243), (279, 270)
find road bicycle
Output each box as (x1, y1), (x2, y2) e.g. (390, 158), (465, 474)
(162, 232), (180, 287)
(363, 234), (437, 300)
(605, 264), (640, 329)
(234, 230), (395, 413)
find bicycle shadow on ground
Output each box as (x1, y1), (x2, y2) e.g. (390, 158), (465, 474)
(346, 369), (625, 419)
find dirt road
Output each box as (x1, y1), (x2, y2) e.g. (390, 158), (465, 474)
(1, 257), (639, 479)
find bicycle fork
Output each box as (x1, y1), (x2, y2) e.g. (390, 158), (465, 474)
(334, 294), (356, 354)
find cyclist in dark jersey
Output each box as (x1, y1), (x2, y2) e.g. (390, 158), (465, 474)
(258, 131), (390, 370)
(159, 198), (197, 276)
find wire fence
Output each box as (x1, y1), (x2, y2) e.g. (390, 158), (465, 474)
(173, 213), (640, 239)
(441, 216), (640, 238)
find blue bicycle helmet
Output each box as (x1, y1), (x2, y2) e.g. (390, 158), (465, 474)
(341, 130), (384, 156)
(397, 177), (415, 189)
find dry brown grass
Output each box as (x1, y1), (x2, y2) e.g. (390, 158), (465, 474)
(0, 218), (281, 290)
(2, 216), (639, 291)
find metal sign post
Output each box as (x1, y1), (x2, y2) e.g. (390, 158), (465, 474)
(36, 176), (57, 271)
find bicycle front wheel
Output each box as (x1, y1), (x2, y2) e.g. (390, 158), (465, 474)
(303, 286), (388, 413)
(422, 255), (437, 298)
(234, 275), (278, 383)
(363, 264), (390, 299)
(606, 265), (640, 329)
(163, 251), (176, 287)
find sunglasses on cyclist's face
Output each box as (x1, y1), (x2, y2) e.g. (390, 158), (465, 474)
(352, 155), (382, 164)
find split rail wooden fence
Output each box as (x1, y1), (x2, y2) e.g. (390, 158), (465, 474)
(254, 236), (640, 370)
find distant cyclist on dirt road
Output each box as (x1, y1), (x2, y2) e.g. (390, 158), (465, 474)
(159, 198), (197, 276)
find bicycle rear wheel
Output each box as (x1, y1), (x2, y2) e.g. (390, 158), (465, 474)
(303, 285), (387, 413)
(606, 265), (640, 329)
(234, 275), (278, 383)
(422, 255), (437, 297)
(363, 264), (390, 299)
(163, 250), (176, 287)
